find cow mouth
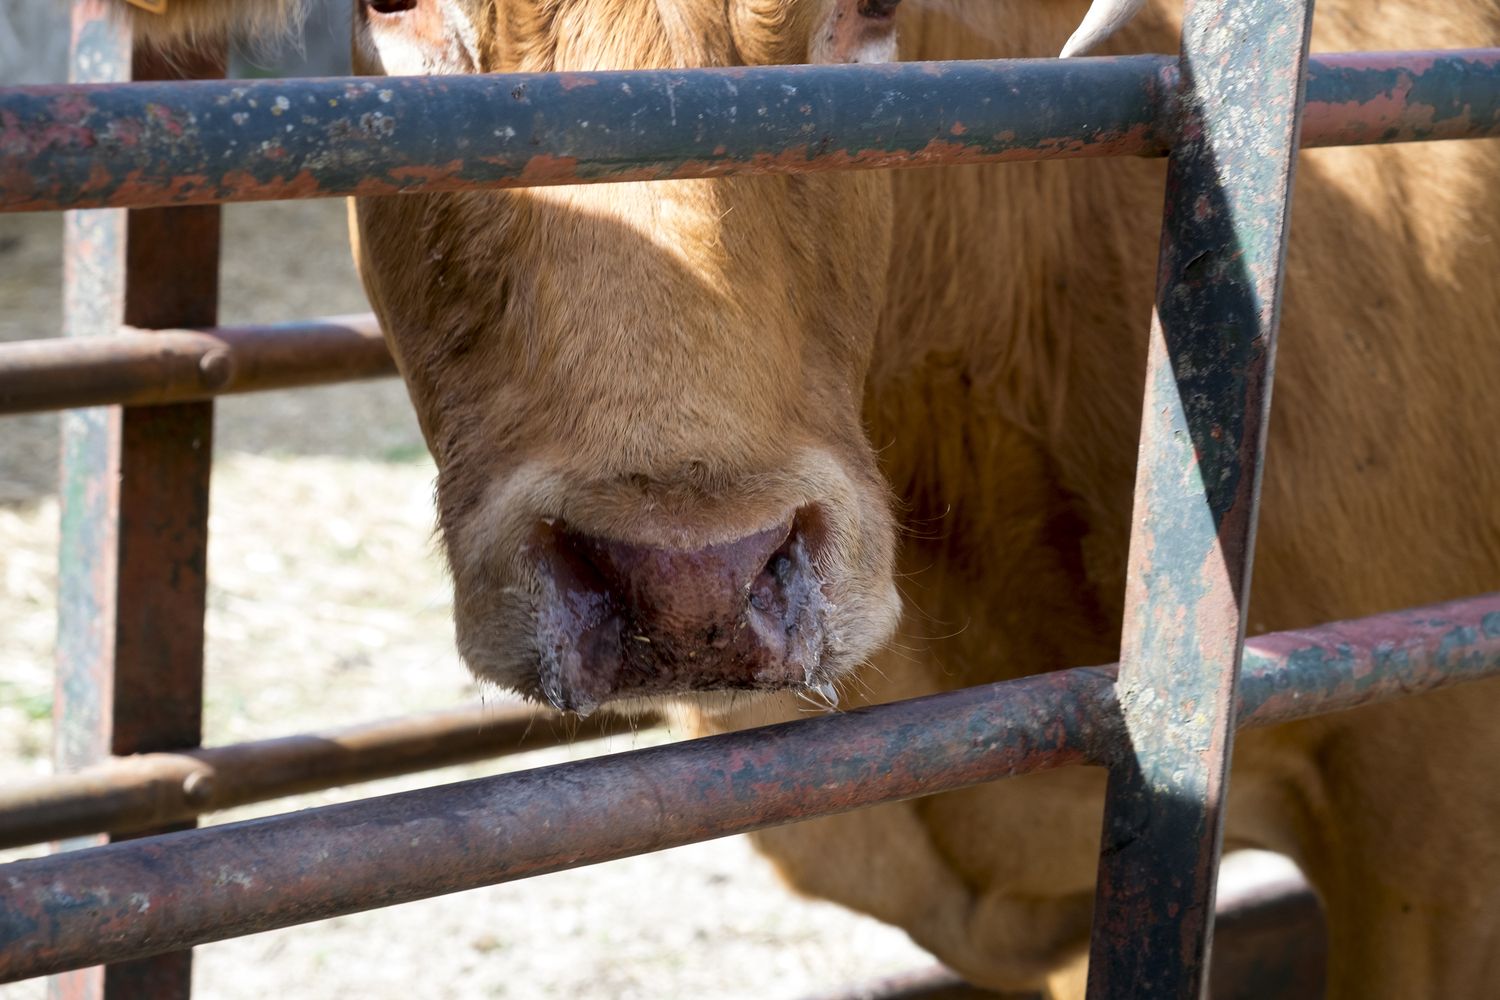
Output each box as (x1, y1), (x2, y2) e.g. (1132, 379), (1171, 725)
(528, 513), (836, 716)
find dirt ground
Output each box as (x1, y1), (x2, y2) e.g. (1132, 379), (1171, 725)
(0, 200), (937, 999)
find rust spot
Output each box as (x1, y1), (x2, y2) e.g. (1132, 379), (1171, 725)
(214, 169), (324, 203)
(387, 160), (466, 184)
(516, 153), (584, 185)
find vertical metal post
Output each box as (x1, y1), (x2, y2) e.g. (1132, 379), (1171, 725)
(1084, 0), (1315, 996)
(53, 4), (223, 999)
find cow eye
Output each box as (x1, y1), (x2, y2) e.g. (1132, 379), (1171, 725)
(366, 0), (418, 13)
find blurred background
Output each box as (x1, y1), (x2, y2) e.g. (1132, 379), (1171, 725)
(0, 3), (937, 996)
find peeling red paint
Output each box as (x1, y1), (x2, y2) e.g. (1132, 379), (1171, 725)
(387, 159), (466, 184)
(108, 169), (215, 206)
(350, 176), (404, 198)
(1316, 48), (1500, 77)
(517, 153), (584, 185)
(215, 168), (325, 203)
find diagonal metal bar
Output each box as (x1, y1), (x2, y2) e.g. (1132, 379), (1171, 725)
(1083, 0), (1317, 995)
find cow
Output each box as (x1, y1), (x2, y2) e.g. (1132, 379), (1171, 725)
(123, 0), (1500, 996)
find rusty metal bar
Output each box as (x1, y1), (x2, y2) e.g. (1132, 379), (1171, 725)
(0, 315), (394, 415)
(3, 594), (1498, 984)
(0, 57), (1171, 212)
(1236, 596), (1500, 725)
(0, 666), (1115, 983)
(50, 6), (225, 998)
(1, 51), (1497, 214)
(1304, 50), (1500, 146)
(0, 705), (654, 850)
(1234, 593), (1500, 728)
(1083, 0), (1316, 993)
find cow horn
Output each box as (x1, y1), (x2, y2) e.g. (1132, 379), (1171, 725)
(1059, 0), (1146, 57)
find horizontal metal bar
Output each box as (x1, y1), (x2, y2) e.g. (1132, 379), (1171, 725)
(0, 57), (1171, 213)
(0, 704), (653, 850)
(0, 315), (395, 415)
(1304, 50), (1500, 147)
(0, 667), (1115, 981)
(1, 51), (1495, 213)
(2, 594), (1496, 983)
(1235, 593), (1500, 726)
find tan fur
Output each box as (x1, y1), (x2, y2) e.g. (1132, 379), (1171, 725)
(132, 0), (1500, 995)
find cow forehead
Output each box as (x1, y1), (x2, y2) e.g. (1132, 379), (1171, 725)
(359, 0), (843, 71)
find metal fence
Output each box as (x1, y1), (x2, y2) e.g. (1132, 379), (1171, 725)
(1, 0), (1498, 997)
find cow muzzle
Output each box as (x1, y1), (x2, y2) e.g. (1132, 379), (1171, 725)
(527, 510), (831, 715)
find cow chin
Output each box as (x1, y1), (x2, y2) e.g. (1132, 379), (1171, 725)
(447, 450), (901, 718)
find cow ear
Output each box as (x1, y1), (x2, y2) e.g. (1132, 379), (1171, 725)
(355, 0), (486, 76)
(123, 0), (305, 48)
(732, 0), (899, 67)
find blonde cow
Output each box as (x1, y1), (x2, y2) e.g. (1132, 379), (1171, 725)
(126, 0), (1500, 995)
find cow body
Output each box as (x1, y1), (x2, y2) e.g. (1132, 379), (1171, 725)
(127, 0), (1500, 995)
(732, 6), (1500, 996)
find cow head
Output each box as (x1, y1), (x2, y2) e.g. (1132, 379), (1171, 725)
(348, 0), (915, 717)
(342, 0), (1141, 717)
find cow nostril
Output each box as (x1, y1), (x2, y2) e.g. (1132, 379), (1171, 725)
(749, 574), (774, 612)
(749, 533), (803, 616)
(768, 551), (794, 586)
